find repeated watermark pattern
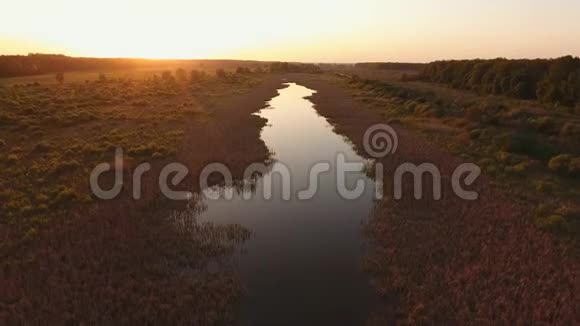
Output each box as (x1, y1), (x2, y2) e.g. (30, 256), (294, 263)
(90, 124), (481, 202)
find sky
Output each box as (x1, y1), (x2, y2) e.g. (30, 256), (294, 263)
(1, 0), (579, 63)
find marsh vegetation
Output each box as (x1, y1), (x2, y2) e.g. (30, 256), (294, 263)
(0, 65), (272, 324)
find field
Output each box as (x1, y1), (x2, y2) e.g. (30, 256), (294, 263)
(329, 65), (580, 237)
(0, 58), (578, 324)
(0, 66), (278, 324)
(291, 72), (578, 323)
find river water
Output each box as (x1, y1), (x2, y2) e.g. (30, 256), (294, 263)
(193, 83), (377, 325)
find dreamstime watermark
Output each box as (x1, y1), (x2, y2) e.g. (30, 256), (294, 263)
(89, 124), (481, 202)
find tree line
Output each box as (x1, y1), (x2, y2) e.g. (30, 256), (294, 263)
(355, 62), (425, 71)
(0, 54), (141, 77)
(269, 62), (322, 74)
(419, 56), (580, 105)
(0, 54), (268, 78)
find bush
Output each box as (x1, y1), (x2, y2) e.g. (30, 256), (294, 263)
(548, 154), (572, 173)
(548, 154), (579, 177)
(51, 188), (79, 208)
(236, 67), (251, 74)
(527, 116), (555, 133)
(506, 161), (530, 175)
(55, 72), (64, 84)
(569, 157), (580, 176)
(6, 153), (18, 164)
(537, 214), (569, 232)
(161, 70), (173, 81)
(175, 68), (187, 81)
(190, 69), (205, 82)
(560, 123), (580, 136)
(535, 204), (579, 233)
(534, 180), (556, 193)
(469, 129), (482, 139)
(0, 112), (16, 126)
(496, 151), (521, 165)
(215, 69), (227, 79)
(33, 141), (51, 153)
(52, 160), (81, 175)
(494, 131), (555, 160)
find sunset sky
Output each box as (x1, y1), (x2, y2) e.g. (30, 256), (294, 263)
(1, 0), (579, 62)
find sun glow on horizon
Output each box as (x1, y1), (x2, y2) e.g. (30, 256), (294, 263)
(2, 0), (580, 62)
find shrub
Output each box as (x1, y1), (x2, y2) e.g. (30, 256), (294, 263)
(506, 161), (530, 175)
(236, 67), (251, 74)
(465, 106), (483, 122)
(51, 188), (79, 208)
(175, 68), (187, 81)
(537, 214), (569, 232)
(569, 157), (580, 176)
(6, 153), (18, 164)
(190, 69), (205, 82)
(132, 99), (149, 107)
(128, 143), (167, 157)
(469, 128), (488, 139)
(0, 112), (16, 126)
(98, 73), (107, 82)
(215, 68), (227, 79)
(55, 72), (64, 84)
(535, 204), (579, 233)
(52, 160), (81, 175)
(495, 151), (521, 165)
(494, 131), (555, 160)
(548, 154), (573, 175)
(547, 155), (579, 177)
(534, 180), (556, 193)
(33, 141), (51, 153)
(560, 123), (580, 136)
(527, 116), (555, 133)
(161, 70), (173, 81)
(0, 139), (5, 147)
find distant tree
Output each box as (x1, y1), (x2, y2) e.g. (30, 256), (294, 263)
(98, 73), (107, 83)
(175, 68), (187, 81)
(420, 57), (580, 105)
(236, 67), (251, 74)
(161, 70), (173, 81)
(215, 68), (227, 79)
(190, 69), (205, 82)
(55, 72), (64, 84)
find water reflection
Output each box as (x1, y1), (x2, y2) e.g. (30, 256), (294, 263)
(185, 83), (377, 325)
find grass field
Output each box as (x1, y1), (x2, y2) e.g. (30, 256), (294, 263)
(1, 64), (578, 324)
(0, 67), (273, 324)
(326, 66), (580, 239)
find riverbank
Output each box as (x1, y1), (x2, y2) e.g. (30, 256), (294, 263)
(287, 73), (578, 324)
(0, 72), (285, 324)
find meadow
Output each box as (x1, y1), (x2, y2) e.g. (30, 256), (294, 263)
(295, 68), (578, 323)
(0, 65), (272, 324)
(332, 63), (580, 238)
(0, 55), (578, 324)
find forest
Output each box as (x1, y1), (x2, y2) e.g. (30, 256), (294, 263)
(0, 54), (265, 78)
(0, 54), (142, 77)
(355, 62), (425, 71)
(419, 56), (580, 106)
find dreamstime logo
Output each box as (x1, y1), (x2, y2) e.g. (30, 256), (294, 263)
(363, 123), (398, 158)
(89, 124), (481, 202)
